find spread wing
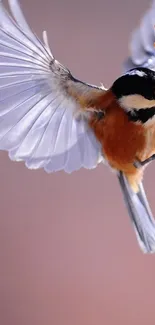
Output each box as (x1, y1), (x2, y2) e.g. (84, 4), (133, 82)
(0, 0), (106, 173)
(124, 1), (155, 71)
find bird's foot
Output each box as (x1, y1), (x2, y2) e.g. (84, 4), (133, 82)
(134, 154), (155, 168)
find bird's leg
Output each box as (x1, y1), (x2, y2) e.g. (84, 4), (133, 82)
(134, 154), (155, 168)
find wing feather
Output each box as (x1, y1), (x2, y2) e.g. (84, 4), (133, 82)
(0, 0), (105, 173)
(124, 1), (155, 71)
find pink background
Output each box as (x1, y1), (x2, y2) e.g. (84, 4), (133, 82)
(1, 0), (155, 324)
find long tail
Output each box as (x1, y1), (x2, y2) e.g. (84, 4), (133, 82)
(118, 171), (155, 253)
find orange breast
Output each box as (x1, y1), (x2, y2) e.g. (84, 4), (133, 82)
(89, 98), (147, 174)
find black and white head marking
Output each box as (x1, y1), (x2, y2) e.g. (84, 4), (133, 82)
(111, 67), (155, 124)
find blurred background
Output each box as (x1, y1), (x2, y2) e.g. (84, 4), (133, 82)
(0, 0), (155, 324)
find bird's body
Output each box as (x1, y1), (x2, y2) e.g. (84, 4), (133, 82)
(0, 0), (155, 253)
(89, 90), (155, 192)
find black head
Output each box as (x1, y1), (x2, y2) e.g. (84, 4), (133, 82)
(111, 67), (155, 123)
(111, 67), (155, 100)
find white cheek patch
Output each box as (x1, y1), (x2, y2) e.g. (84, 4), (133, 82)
(119, 94), (155, 111)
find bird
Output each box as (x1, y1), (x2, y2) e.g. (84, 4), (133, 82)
(0, 0), (155, 253)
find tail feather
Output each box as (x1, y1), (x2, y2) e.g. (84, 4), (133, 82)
(118, 171), (155, 253)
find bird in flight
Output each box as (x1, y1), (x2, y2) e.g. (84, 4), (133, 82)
(0, 0), (155, 253)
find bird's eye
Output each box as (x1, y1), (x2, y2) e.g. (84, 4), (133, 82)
(94, 111), (105, 120)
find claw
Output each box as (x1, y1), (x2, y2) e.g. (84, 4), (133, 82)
(133, 160), (142, 169)
(134, 154), (155, 168)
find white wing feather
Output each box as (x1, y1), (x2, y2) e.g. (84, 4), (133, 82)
(0, 0), (104, 173)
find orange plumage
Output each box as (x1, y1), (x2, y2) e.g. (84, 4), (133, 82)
(89, 90), (155, 192)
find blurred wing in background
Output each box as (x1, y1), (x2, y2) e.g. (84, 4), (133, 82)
(124, 0), (155, 71)
(0, 0), (106, 173)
